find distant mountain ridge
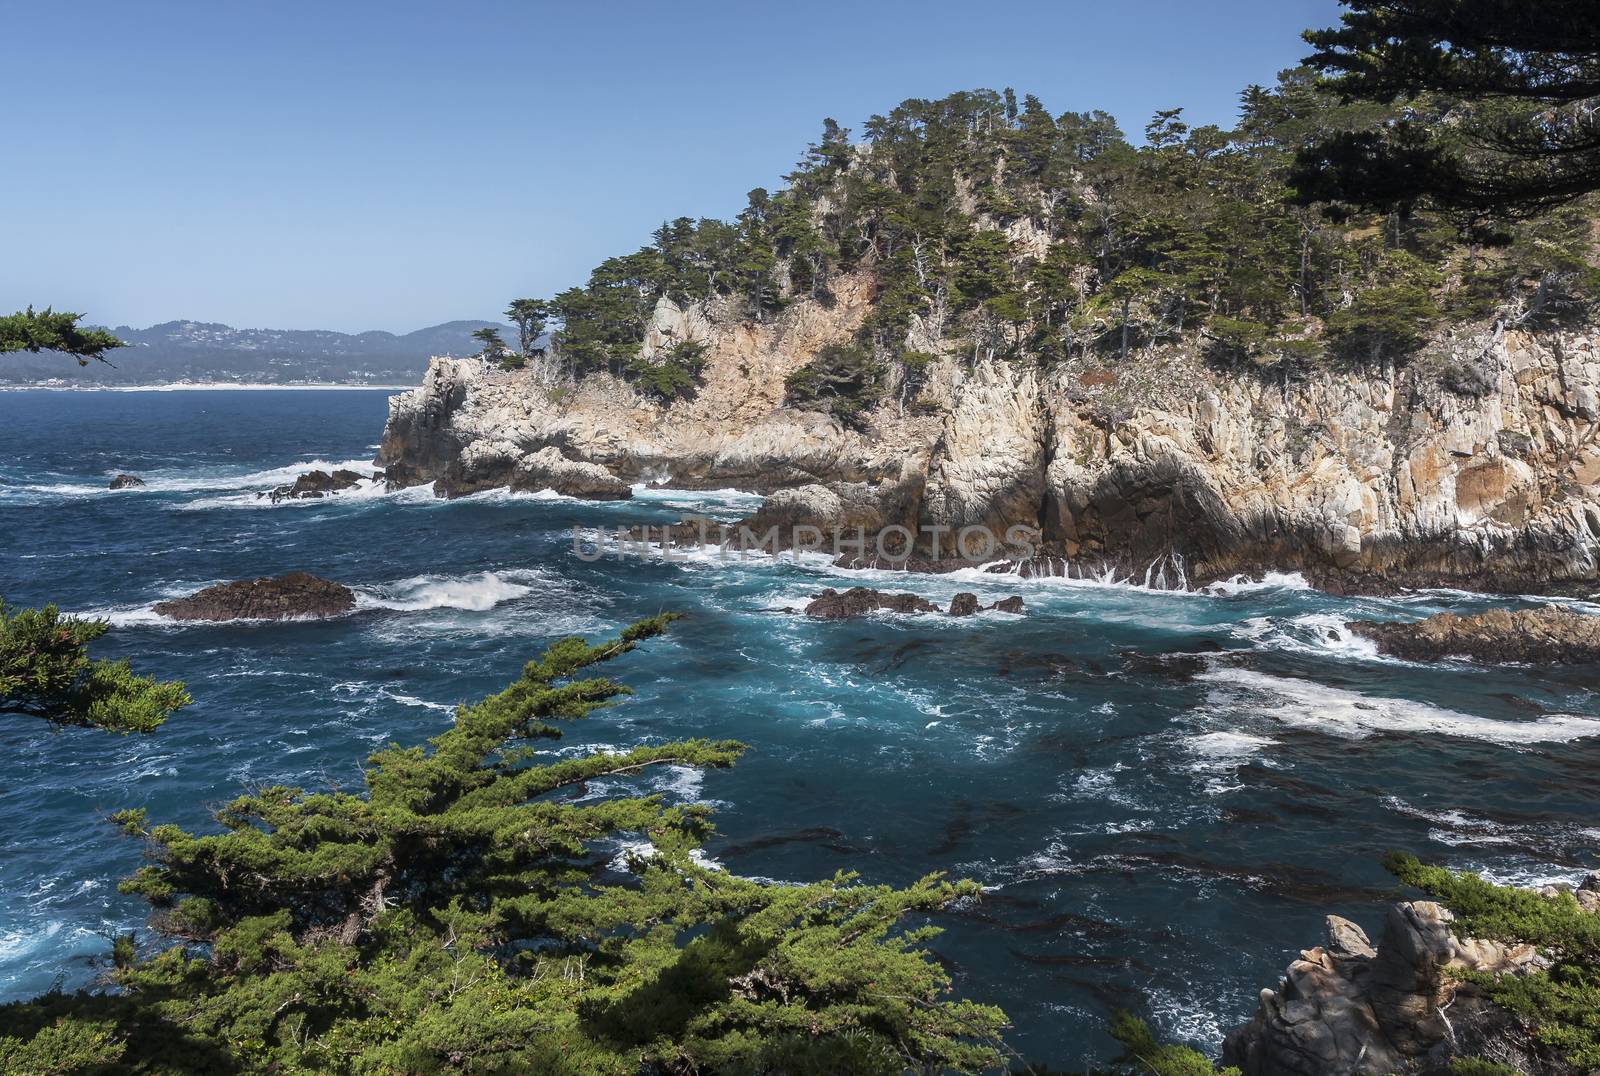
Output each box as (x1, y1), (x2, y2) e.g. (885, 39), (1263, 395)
(0, 318), (512, 385)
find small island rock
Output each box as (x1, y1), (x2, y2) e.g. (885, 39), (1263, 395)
(109, 474), (146, 489)
(804, 587), (940, 619)
(153, 572), (356, 622)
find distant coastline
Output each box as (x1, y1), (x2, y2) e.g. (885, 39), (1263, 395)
(0, 382), (413, 392)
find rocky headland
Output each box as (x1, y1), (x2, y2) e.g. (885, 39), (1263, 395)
(377, 283), (1600, 596)
(153, 572), (356, 622)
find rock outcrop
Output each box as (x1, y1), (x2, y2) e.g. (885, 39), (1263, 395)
(803, 587), (940, 619)
(108, 474), (145, 489)
(1349, 605), (1600, 664)
(948, 592), (1025, 616)
(378, 277), (1600, 595)
(1222, 897), (1558, 1075)
(800, 587), (1024, 619)
(511, 446), (632, 500)
(153, 572), (356, 622)
(261, 469), (374, 502)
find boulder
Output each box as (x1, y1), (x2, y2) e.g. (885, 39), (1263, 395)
(804, 587), (939, 619)
(1348, 604), (1600, 664)
(949, 592), (981, 616)
(510, 446), (632, 500)
(990, 595), (1025, 614)
(108, 474), (145, 489)
(153, 572), (356, 622)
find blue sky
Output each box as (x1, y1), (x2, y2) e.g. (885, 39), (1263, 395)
(3, 0), (1342, 333)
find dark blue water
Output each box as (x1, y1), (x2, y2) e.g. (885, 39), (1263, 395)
(4, 388), (1599, 1063)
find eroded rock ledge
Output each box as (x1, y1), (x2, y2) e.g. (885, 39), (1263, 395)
(1349, 605), (1600, 664)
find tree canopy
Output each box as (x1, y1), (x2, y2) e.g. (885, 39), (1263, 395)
(0, 601), (190, 733)
(1297, 0), (1600, 218)
(0, 616), (1011, 1073)
(0, 308), (126, 366)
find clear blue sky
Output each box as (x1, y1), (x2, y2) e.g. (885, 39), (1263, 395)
(3, 0), (1342, 333)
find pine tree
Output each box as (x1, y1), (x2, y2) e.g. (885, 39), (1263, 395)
(0, 618), (1009, 1073)
(0, 601), (190, 733)
(0, 307), (126, 366)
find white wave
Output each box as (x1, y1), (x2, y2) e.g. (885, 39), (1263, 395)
(2, 456), (383, 505)
(1185, 730), (1277, 758)
(1233, 611), (1395, 663)
(1202, 571), (1312, 596)
(1200, 666), (1600, 744)
(356, 571), (538, 612)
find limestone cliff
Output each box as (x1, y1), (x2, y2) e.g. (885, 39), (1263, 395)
(378, 278), (1600, 594)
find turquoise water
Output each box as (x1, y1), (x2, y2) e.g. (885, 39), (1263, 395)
(2, 388), (1598, 1063)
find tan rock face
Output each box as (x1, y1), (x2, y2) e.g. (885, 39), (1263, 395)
(378, 290), (1600, 593)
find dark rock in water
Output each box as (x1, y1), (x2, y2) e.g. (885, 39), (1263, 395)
(1222, 896), (1556, 1076)
(989, 595), (1025, 614)
(108, 474), (145, 489)
(1348, 604), (1600, 664)
(153, 572), (356, 622)
(804, 587), (939, 619)
(260, 468), (369, 503)
(949, 592), (980, 617)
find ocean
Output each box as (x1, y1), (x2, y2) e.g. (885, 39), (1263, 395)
(2, 387), (1597, 1063)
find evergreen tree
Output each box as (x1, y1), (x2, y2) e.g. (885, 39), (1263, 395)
(0, 617), (1010, 1073)
(0, 307), (126, 366)
(1298, 0), (1600, 218)
(504, 298), (551, 362)
(0, 601), (189, 733)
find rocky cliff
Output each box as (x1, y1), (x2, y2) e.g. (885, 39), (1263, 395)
(378, 277), (1600, 594)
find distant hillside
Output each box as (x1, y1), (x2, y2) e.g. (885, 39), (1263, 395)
(0, 319), (512, 385)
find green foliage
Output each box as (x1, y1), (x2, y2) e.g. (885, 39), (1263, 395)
(0, 601), (190, 733)
(627, 339), (708, 403)
(0, 617), (1009, 1073)
(1299, 0), (1600, 218)
(1449, 1059), (1522, 1076)
(1324, 250), (1440, 364)
(1386, 853), (1600, 1069)
(1105, 1012), (1240, 1076)
(504, 297), (551, 360)
(784, 343), (883, 427)
(533, 65), (1597, 393)
(470, 325), (508, 362)
(0, 307), (126, 366)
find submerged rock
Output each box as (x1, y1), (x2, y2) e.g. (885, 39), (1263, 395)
(108, 474), (145, 489)
(260, 468), (372, 502)
(804, 587), (939, 619)
(1348, 604), (1600, 664)
(1223, 899), (1550, 1075)
(153, 572), (356, 622)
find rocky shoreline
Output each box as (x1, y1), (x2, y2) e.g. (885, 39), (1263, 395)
(374, 285), (1600, 597)
(1224, 875), (1600, 1075)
